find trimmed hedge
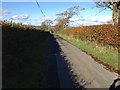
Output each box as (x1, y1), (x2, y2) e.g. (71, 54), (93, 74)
(59, 24), (119, 48)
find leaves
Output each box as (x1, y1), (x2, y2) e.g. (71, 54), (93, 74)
(58, 24), (119, 48)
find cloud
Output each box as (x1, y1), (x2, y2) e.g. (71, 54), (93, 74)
(34, 16), (112, 27)
(69, 16), (112, 27)
(90, 16), (100, 22)
(0, 9), (11, 19)
(0, 16), (3, 20)
(35, 16), (56, 26)
(11, 14), (29, 20)
(89, 16), (112, 23)
(99, 16), (112, 23)
(10, 14), (31, 25)
(22, 21), (30, 25)
(40, 16), (55, 22)
(70, 18), (80, 21)
(69, 18), (83, 26)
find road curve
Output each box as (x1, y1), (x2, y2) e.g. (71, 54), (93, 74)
(54, 35), (118, 88)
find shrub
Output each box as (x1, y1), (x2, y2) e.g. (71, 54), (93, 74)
(58, 24), (119, 47)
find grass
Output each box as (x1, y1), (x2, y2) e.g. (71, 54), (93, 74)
(58, 34), (118, 71)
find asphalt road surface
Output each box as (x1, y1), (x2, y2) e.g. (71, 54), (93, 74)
(47, 35), (118, 89)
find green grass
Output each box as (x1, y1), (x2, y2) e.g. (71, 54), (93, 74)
(58, 34), (118, 70)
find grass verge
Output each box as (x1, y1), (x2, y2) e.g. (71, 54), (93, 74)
(58, 34), (119, 74)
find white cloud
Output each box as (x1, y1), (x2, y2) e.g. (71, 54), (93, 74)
(11, 14), (29, 20)
(22, 22), (30, 25)
(40, 16), (55, 22)
(0, 9), (11, 20)
(70, 20), (81, 27)
(99, 16), (112, 23)
(89, 16), (112, 23)
(69, 17), (85, 26)
(35, 16), (111, 27)
(35, 16), (56, 26)
(23, 18), (32, 25)
(90, 16), (100, 22)
(70, 18), (80, 21)
(10, 14), (31, 25)
(0, 16), (3, 20)
(69, 16), (112, 27)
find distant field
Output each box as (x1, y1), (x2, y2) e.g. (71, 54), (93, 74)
(58, 24), (119, 74)
(2, 21), (51, 88)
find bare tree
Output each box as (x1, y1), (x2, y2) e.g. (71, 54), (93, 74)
(43, 19), (53, 31)
(95, 1), (120, 24)
(56, 6), (85, 28)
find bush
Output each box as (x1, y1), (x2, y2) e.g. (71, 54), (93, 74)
(58, 24), (119, 47)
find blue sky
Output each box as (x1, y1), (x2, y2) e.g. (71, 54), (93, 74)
(1, 2), (112, 26)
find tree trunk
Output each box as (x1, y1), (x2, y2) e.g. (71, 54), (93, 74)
(112, 3), (120, 24)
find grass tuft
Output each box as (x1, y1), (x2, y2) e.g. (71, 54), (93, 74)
(59, 34), (118, 71)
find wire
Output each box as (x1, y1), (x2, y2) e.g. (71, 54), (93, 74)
(35, 0), (46, 18)
(94, 8), (107, 16)
(34, 0), (110, 26)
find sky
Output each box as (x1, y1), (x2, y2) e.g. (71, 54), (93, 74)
(1, 1), (113, 26)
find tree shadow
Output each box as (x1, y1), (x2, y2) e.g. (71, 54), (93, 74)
(47, 35), (85, 89)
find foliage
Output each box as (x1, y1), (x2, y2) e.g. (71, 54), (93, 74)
(2, 20), (51, 88)
(39, 21), (48, 31)
(58, 24), (119, 48)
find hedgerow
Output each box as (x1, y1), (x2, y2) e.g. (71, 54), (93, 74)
(2, 20), (51, 88)
(58, 24), (119, 48)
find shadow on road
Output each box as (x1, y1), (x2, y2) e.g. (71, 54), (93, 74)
(47, 35), (85, 89)
(47, 35), (60, 88)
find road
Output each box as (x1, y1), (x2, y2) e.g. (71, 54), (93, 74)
(47, 35), (118, 88)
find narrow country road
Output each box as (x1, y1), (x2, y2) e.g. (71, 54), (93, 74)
(47, 35), (118, 88)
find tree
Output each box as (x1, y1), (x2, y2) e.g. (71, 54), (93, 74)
(40, 21), (47, 31)
(56, 6), (85, 29)
(95, 1), (120, 24)
(40, 19), (53, 31)
(55, 18), (68, 29)
(44, 19), (53, 31)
